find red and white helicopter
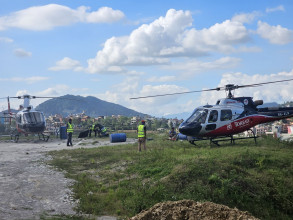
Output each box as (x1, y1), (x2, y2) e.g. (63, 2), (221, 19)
(1, 95), (54, 142)
(131, 79), (293, 145)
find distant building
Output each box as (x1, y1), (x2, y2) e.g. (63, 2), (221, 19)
(81, 115), (90, 122)
(168, 118), (180, 128)
(131, 116), (141, 125)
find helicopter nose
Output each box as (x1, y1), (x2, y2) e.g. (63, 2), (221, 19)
(179, 122), (202, 136)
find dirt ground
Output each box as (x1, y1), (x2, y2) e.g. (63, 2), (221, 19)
(0, 136), (135, 220)
(130, 200), (259, 220)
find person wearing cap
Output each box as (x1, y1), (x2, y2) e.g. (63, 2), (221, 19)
(66, 118), (74, 146)
(137, 120), (147, 151)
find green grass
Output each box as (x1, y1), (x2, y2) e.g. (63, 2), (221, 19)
(46, 134), (293, 219)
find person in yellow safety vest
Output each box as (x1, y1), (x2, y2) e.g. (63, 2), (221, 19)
(137, 120), (146, 151)
(101, 126), (107, 133)
(66, 118), (73, 146)
(89, 124), (95, 137)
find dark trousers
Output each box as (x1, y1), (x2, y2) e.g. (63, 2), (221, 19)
(67, 132), (73, 146)
(89, 130), (97, 137)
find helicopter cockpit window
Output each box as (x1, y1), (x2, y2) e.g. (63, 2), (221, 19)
(23, 112), (45, 124)
(220, 109), (232, 121)
(208, 110), (218, 123)
(186, 108), (208, 124)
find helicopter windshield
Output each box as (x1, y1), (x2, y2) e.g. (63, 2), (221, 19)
(186, 108), (208, 124)
(23, 112), (45, 124)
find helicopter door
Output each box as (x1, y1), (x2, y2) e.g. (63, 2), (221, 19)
(16, 114), (23, 129)
(206, 110), (218, 131)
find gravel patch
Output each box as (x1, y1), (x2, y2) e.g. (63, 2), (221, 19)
(0, 137), (135, 219)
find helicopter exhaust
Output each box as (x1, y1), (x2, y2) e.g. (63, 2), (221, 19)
(253, 100), (263, 106)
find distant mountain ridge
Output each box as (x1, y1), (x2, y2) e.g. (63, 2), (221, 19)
(35, 95), (146, 117)
(257, 102), (279, 108)
(164, 112), (191, 120)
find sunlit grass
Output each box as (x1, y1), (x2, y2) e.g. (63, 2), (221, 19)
(47, 133), (293, 219)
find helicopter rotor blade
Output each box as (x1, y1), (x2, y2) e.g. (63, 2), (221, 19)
(130, 78), (293, 100)
(8, 96), (75, 100)
(32, 96), (59, 99)
(236, 78), (293, 89)
(130, 87), (222, 99)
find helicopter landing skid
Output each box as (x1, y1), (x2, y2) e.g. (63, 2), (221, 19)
(10, 129), (20, 143)
(209, 129), (258, 146)
(188, 128), (258, 146)
(10, 134), (20, 143)
(38, 133), (50, 142)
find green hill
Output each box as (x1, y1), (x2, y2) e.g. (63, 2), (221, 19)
(35, 94), (145, 117)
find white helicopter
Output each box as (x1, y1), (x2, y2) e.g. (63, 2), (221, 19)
(131, 79), (293, 145)
(1, 95), (54, 142)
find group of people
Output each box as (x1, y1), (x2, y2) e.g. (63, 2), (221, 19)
(66, 119), (108, 147)
(88, 123), (108, 138)
(66, 118), (178, 150)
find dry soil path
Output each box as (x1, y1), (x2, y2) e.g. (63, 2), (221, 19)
(0, 137), (135, 220)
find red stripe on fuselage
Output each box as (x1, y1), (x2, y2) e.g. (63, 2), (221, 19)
(205, 115), (283, 137)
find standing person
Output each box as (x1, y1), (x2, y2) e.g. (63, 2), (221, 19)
(67, 118), (73, 146)
(89, 124), (95, 137)
(93, 124), (98, 137)
(137, 120), (146, 151)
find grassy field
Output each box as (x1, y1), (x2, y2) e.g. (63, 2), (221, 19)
(46, 133), (293, 219)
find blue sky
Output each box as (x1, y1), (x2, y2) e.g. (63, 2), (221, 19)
(0, 0), (293, 117)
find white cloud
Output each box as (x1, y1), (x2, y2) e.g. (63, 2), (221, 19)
(0, 37), (13, 43)
(38, 85), (71, 96)
(95, 76), (140, 103)
(85, 6), (125, 23)
(232, 11), (261, 24)
(257, 21), (293, 44)
(92, 75), (191, 116)
(1, 85), (89, 110)
(0, 4), (125, 31)
(165, 57), (241, 78)
(199, 69), (293, 105)
(49, 57), (83, 71)
(183, 20), (250, 54)
(12, 85), (71, 109)
(16, 90), (29, 96)
(266, 5), (285, 13)
(14, 48), (32, 57)
(129, 84), (192, 116)
(86, 9), (253, 74)
(87, 9), (192, 73)
(0, 76), (49, 84)
(29, 84), (88, 97)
